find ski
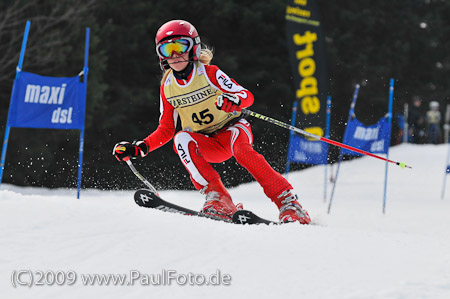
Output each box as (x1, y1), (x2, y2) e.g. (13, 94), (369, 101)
(134, 189), (278, 225)
(134, 189), (234, 223)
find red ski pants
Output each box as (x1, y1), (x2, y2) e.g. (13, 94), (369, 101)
(173, 119), (292, 201)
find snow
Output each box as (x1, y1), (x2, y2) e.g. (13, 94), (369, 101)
(1, 143), (450, 299)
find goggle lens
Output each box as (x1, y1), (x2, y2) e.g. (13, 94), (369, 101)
(158, 39), (192, 58)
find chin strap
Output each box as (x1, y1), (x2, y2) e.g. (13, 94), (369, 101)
(160, 57), (196, 71)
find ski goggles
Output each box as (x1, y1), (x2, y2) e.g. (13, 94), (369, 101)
(156, 38), (194, 59)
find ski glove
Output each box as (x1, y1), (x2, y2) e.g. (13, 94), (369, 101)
(113, 141), (148, 162)
(216, 93), (241, 113)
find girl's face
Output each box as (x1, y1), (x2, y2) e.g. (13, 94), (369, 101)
(167, 52), (190, 72)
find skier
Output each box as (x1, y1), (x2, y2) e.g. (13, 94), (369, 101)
(113, 20), (311, 224)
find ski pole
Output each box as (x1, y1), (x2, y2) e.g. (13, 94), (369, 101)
(124, 158), (159, 195)
(241, 109), (412, 169)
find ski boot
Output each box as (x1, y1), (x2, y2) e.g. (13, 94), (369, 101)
(274, 189), (311, 224)
(201, 179), (238, 221)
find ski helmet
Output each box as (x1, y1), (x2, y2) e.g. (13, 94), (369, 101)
(429, 101), (439, 109)
(155, 20), (201, 70)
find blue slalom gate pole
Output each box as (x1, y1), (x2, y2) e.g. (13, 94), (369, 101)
(382, 79), (394, 213)
(285, 101), (298, 179)
(328, 84), (360, 213)
(441, 106), (450, 199)
(441, 141), (450, 200)
(323, 96), (331, 201)
(77, 27), (90, 199)
(77, 128), (85, 199)
(0, 21), (30, 186)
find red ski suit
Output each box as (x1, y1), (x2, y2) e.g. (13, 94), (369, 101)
(143, 63), (291, 201)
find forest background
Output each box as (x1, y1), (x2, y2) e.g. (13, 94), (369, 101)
(0, 0), (448, 190)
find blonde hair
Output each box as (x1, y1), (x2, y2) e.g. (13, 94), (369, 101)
(199, 46), (213, 64)
(160, 46), (214, 85)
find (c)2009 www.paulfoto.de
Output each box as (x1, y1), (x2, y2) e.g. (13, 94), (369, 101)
(11, 269), (232, 287)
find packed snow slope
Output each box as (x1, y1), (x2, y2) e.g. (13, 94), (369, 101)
(1, 143), (450, 299)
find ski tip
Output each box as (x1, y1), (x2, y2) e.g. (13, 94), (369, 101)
(232, 210), (278, 225)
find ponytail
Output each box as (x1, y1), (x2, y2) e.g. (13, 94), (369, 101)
(199, 46), (214, 65)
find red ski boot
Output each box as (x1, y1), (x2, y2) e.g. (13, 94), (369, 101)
(274, 189), (311, 224)
(201, 179), (237, 221)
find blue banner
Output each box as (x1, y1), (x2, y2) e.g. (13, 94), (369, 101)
(7, 71), (86, 130)
(342, 116), (391, 156)
(287, 135), (328, 164)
